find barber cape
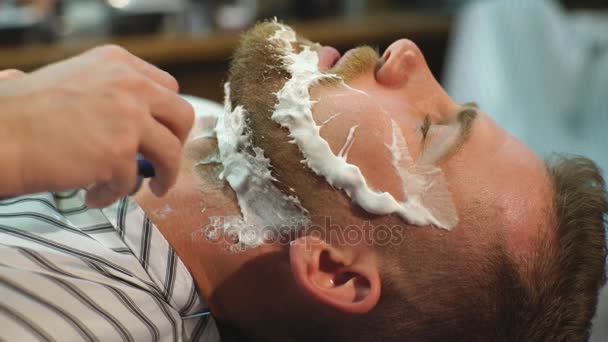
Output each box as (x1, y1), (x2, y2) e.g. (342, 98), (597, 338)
(444, 1), (608, 339)
(0, 97), (224, 342)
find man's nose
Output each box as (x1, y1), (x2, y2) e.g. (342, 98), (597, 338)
(376, 39), (424, 88)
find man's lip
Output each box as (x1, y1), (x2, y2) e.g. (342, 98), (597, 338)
(333, 48), (356, 70)
(317, 46), (341, 70)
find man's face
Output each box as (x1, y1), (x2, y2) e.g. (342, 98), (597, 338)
(227, 21), (553, 257)
(309, 39), (553, 258)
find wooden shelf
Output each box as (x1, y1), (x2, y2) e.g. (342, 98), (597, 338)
(0, 12), (451, 71)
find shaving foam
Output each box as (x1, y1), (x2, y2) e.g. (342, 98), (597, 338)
(211, 83), (309, 248)
(269, 23), (458, 229)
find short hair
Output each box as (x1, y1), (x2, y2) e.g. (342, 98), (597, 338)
(524, 155), (607, 341)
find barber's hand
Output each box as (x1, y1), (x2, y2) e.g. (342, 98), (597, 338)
(0, 46), (194, 207)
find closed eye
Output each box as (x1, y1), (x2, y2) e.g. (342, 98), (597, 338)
(421, 115), (431, 141)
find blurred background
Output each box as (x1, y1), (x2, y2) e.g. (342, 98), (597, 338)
(0, 0), (606, 340)
(0, 0), (601, 100)
(0, 0), (465, 102)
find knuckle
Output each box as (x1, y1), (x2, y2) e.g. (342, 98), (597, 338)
(108, 64), (141, 88)
(114, 135), (139, 161)
(117, 96), (143, 120)
(108, 62), (130, 75)
(166, 74), (179, 92)
(95, 44), (130, 60)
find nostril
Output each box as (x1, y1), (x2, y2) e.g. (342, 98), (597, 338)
(376, 46), (409, 88)
(382, 50), (391, 63)
(375, 50), (391, 77)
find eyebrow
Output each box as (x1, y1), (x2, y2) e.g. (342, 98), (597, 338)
(439, 105), (478, 162)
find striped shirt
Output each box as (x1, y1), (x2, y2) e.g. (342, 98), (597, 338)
(0, 190), (220, 342)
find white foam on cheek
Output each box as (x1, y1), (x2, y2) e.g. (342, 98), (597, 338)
(269, 24), (458, 229)
(386, 120), (458, 228)
(337, 125), (358, 160)
(417, 123), (461, 165)
(340, 82), (371, 98)
(319, 112), (342, 127)
(210, 83), (309, 249)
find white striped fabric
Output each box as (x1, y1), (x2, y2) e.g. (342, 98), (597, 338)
(0, 190), (220, 342)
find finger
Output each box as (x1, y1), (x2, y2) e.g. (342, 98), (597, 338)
(139, 116), (183, 197)
(89, 45), (180, 93)
(121, 52), (180, 93)
(0, 69), (25, 80)
(86, 183), (118, 208)
(85, 161), (137, 208)
(140, 80), (195, 144)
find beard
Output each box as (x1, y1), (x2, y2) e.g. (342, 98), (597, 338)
(221, 20), (381, 222)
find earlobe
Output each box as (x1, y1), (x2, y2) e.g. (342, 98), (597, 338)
(289, 236), (381, 314)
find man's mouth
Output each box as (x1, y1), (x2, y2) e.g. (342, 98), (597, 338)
(316, 46), (379, 74)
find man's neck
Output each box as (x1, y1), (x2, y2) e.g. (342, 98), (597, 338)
(133, 163), (242, 302)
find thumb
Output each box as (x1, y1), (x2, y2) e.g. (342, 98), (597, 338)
(0, 69), (25, 81)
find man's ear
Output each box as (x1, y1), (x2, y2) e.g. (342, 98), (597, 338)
(289, 236), (381, 314)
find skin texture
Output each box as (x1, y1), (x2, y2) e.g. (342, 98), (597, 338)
(0, 46), (194, 207)
(135, 26), (555, 340)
